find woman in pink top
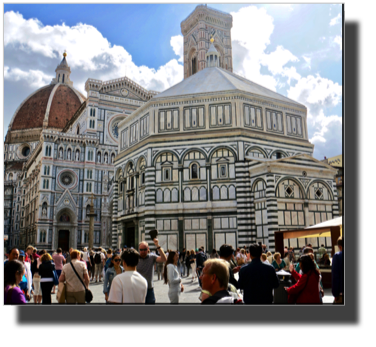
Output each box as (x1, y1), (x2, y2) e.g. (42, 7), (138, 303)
(52, 248), (66, 293)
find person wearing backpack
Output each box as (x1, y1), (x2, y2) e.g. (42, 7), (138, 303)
(94, 249), (105, 283)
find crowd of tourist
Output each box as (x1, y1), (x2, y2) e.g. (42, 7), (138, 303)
(4, 234), (343, 305)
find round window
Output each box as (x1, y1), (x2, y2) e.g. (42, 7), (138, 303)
(60, 172), (75, 187)
(22, 146), (30, 157)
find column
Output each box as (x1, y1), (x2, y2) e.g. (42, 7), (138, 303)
(111, 181), (119, 248)
(266, 174), (279, 252)
(235, 162), (253, 246)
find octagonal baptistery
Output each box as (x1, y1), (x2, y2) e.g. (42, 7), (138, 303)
(114, 43), (338, 252)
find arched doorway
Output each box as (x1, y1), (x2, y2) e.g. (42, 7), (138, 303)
(55, 208), (77, 251)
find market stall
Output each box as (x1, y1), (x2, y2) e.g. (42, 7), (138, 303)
(274, 217), (342, 288)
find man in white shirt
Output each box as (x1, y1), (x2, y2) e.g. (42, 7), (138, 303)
(108, 248), (147, 304)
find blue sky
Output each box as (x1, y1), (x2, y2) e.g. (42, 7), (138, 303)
(3, 3), (343, 159)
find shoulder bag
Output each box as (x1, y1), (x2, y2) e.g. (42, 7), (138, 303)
(70, 262), (93, 303)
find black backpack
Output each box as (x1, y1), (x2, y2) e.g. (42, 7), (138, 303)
(94, 253), (102, 264)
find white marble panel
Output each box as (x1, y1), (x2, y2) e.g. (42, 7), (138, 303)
(297, 117), (302, 135)
(284, 211), (291, 225)
(213, 186), (220, 200)
(291, 116), (296, 134)
(227, 233), (236, 249)
(159, 235), (167, 249)
(225, 105), (230, 124)
(318, 204), (326, 211)
(199, 108), (204, 127)
(278, 113), (283, 132)
(183, 169), (189, 181)
(245, 106), (250, 125)
(191, 187), (198, 201)
(200, 218), (207, 230)
(172, 189), (178, 202)
(166, 111), (172, 129)
(215, 233), (225, 250)
(168, 234), (178, 251)
(171, 220), (178, 230)
(287, 203), (294, 210)
(229, 185), (236, 199)
(164, 189), (170, 202)
(173, 111), (178, 129)
(229, 217), (237, 229)
(291, 211), (298, 225)
(256, 109), (262, 128)
(200, 167), (206, 180)
(192, 108), (197, 127)
(278, 211), (284, 225)
(192, 219), (199, 230)
(173, 169), (178, 181)
(211, 107), (216, 125)
(185, 109), (190, 128)
(221, 186), (228, 199)
(164, 219), (171, 231)
(156, 171), (161, 183)
(157, 219), (164, 231)
(218, 106), (223, 125)
(185, 219), (192, 230)
(184, 188), (191, 201)
(221, 218), (228, 229)
(257, 226), (263, 237)
(229, 164), (235, 178)
(315, 212), (321, 224)
(200, 187), (206, 200)
(211, 165), (217, 179)
(287, 115), (291, 133)
(298, 212), (305, 225)
(326, 204), (332, 212)
(197, 234), (206, 249)
(263, 225), (268, 238)
(255, 210), (262, 225)
(186, 234), (195, 251)
(156, 190), (163, 202)
(214, 218), (221, 229)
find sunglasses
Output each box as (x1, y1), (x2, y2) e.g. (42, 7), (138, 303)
(113, 259), (121, 262)
(139, 248), (148, 251)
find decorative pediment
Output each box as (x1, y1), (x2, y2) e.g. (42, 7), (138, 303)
(203, 146), (213, 153)
(216, 157), (229, 163)
(265, 149), (273, 156)
(55, 189), (77, 212)
(41, 194), (49, 204)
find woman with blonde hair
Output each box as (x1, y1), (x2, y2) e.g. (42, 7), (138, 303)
(59, 249), (90, 304)
(38, 252), (56, 304)
(272, 252), (286, 271)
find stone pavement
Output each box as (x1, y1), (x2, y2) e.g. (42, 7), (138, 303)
(33, 268), (334, 304)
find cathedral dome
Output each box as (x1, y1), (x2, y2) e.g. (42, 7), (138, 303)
(10, 84), (85, 131)
(8, 52), (86, 133)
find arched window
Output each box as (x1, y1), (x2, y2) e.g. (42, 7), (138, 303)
(191, 163), (198, 179)
(84, 232), (88, 243)
(111, 153), (115, 164)
(97, 152), (101, 163)
(76, 125), (80, 135)
(39, 230), (46, 243)
(58, 74), (60, 82)
(62, 74), (65, 83)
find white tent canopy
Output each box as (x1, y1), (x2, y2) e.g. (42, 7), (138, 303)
(306, 217), (342, 229)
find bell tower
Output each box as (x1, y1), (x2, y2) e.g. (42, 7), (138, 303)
(181, 5), (233, 79)
(51, 51), (73, 86)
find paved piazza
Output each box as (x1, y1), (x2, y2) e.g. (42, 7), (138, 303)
(29, 271), (334, 305)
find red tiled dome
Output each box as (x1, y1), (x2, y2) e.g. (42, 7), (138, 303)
(10, 84), (85, 131)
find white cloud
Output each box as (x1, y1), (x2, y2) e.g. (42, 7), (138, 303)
(170, 35), (184, 63)
(330, 13), (341, 26)
(334, 35), (342, 50)
(4, 11), (183, 95)
(231, 6), (300, 90)
(4, 66), (53, 88)
(287, 74), (342, 116)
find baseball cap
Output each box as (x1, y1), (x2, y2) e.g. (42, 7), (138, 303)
(19, 250), (25, 257)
